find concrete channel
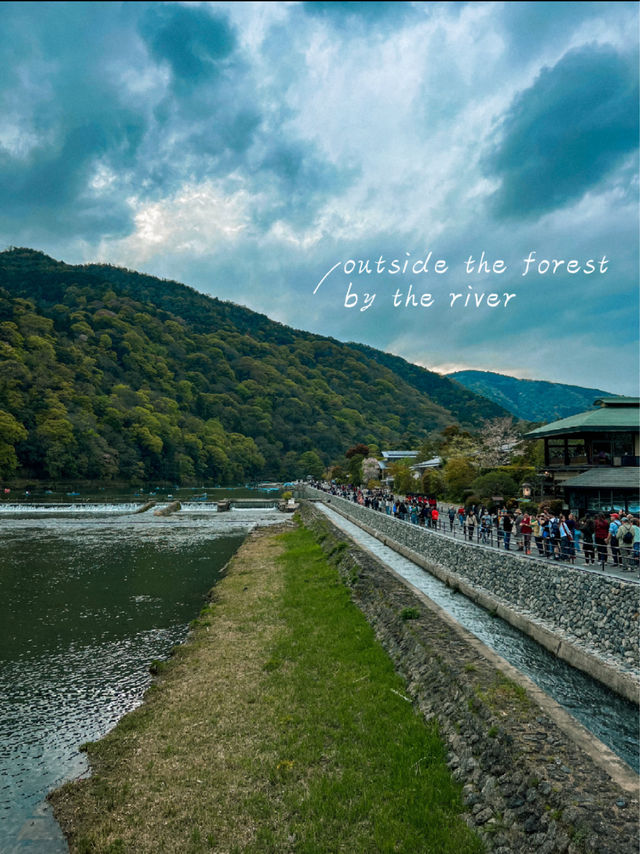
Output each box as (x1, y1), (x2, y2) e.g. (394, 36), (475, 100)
(301, 494), (639, 775)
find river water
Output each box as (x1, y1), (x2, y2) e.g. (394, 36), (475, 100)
(2, 491), (637, 852)
(0, 488), (283, 853)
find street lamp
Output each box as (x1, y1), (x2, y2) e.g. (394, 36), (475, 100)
(522, 482), (532, 499)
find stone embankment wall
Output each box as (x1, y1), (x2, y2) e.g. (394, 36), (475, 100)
(299, 488), (639, 703)
(299, 503), (639, 854)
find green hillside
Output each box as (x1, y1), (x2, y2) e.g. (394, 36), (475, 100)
(449, 370), (612, 422)
(0, 248), (508, 484)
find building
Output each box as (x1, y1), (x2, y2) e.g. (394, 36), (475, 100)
(410, 456), (442, 473)
(378, 450), (419, 484)
(524, 397), (639, 514)
(378, 450), (418, 472)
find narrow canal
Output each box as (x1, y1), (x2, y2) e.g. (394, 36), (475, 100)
(316, 503), (640, 773)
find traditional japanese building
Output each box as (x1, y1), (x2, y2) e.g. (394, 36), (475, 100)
(524, 397), (640, 514)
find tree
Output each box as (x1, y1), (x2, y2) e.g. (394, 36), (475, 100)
(298, 450), (324, 479)
(443, 457), (476, 501)
(347, 453), (365, 486)
(475, 417), (522, 468)
(441, 434), (477, 461)
(362, 457), (381, 482)
(0, 410), (27, 477)
(388, 460), (417, 495)
(417, 435), (442, 462)
(328, 463), (347, 483)
(471, 471), (519, 503)
(421, 468), (444, 497)
(346, 443), (369, 459)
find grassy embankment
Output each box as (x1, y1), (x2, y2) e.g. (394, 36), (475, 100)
(51, 522), (484, 854)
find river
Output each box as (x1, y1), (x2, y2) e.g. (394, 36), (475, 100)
(0, 488), (283, 852)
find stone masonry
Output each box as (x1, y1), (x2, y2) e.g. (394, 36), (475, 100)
(299, 501), (639, 854)
(299, 487), (639, 702)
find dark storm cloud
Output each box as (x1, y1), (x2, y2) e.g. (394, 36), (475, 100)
(0, 2), (151, 237)
(139, 4), (236, 86)
(255, 141), (355, 228)
(0, 1), (348, 243)
(485, 44), (639, 220)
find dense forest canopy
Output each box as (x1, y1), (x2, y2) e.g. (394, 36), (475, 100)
(450, 370), (612, 422)
(0, 248), (508, 484)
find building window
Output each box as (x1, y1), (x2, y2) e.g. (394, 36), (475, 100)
(546, 439), (565, 465)
(567, 439), (586, 466)
(591, 440), (612, 466)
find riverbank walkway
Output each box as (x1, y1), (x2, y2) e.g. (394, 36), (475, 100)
(305, 486), (640, 585)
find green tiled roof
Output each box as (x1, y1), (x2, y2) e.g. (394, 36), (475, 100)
(525, 398), (639, 438)
(562, 468), (640, 489)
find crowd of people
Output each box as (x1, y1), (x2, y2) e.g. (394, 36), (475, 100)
(311, 481), (640, 572)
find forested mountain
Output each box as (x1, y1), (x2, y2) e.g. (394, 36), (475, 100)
(0, 248), (508, 484)
(449, 370), (612, 422)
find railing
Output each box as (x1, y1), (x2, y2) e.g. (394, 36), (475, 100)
(307, 488), (639, 576)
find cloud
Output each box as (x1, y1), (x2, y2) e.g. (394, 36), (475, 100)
(139, 5), (236, 85)
(484, 43), (639, 219)
(302, 1), (415, 26)
(0, 1), (636, 395)
(499, 1), (625, 60)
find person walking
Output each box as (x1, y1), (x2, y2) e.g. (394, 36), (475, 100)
(548, 514), (561, 560)
(594, 513), (609, 565)
(480, 509), (492, 544)
(540, 515), (553, 558)
(466, 509), (477, 541)
(431, 506), (440, 529)
(580, 517), (595, 565)
(608, 513), (622, 566)
(632, 517), (640, 568)
(502, 513), (513, 550)
(616, 516), (636, 571)
(514, 509), (524, 551)
(569, 513), (581, 554)
(531, 514), (544, 556)
(558, 514), (574, 562)
(520, 513), (532, 554)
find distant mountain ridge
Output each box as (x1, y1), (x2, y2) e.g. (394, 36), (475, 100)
(0, 248), (509, 484)
(449, 370), (613, 422)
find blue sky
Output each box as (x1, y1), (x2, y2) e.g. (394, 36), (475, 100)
(1, 1), (638, 394)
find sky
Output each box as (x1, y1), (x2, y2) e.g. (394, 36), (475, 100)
(1, 1), (638, 395)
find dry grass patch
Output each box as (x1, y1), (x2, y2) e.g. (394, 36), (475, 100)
(51, 523), (483, 854)
(51, 527), (292, 854)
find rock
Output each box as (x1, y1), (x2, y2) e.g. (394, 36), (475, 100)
(473, 807), (493, 824)
(523, 814), (541, 834)
(153, 500), (181, 516)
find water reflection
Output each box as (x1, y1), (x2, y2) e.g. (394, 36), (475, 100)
(0, 502), (283, 852)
